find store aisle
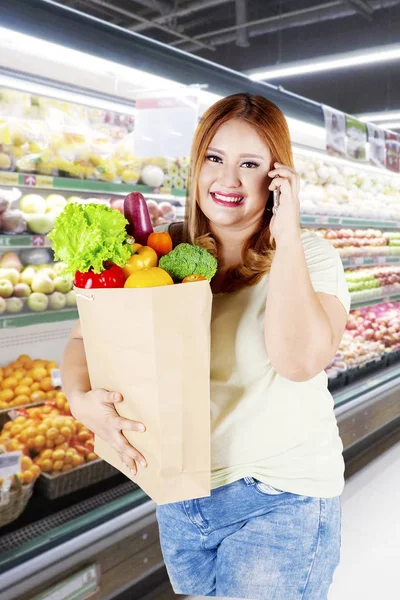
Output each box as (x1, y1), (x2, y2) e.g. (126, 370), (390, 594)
(328, 435), (400, 600)
(185, 433), (400, 600)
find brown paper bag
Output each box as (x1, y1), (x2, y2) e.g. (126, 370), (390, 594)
(75, 280), (212, 505)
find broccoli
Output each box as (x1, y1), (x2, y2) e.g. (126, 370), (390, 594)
(159, 243), (217, 282)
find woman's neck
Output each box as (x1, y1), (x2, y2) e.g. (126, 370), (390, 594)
(211, 220), (261, 270)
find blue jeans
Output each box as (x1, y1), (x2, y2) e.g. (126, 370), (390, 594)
(156, 477), (341, 599)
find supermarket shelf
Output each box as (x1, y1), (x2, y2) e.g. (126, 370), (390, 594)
(342, 255), (400, 268)
(0, 308), (78, 328)
(0, 234), (50, 248)
(0, 171), (187, 198)
(301, 215), (400, 230)
(350, 291), (400, 309)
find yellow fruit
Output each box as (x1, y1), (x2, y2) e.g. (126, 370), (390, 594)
(14, 395), (31, 406)
(21, 455), (32, 470)
(20, 377), (33, 387)
(2, 377), (18, 390)
(124, 267), (173, 289)
(0, 390), (14, 403)
(14, 385), (31, 397)
(31, 391), (46, 402)
(46, 427), (58, 439)
(62, 464), (73, 472)
(40, 459), (52, 472)
(31, 465), (41, 479)
(31, 367), (48, 381)
(39, 377), (54, 392)
(53, 449), (66, 461)
(52, 460), (63, 471)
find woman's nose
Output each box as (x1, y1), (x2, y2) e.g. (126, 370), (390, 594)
(217, 164), (241, 188)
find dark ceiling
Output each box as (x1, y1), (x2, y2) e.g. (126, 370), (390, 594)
(56, 0), (400, 119)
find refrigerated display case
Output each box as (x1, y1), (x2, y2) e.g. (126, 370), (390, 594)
(0, 1), (399, 599)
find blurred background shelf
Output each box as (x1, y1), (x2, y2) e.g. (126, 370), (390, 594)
(0, 308), (78, 328)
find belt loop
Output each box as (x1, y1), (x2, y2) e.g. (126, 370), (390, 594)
(244, 477), (256, 486)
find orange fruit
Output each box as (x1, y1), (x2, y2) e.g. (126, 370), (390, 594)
(3, 367), (13, 378)
(31, 465), (41, 479)
(31, 367), (48, 381)
(53, 460), (64, 471)
(46, 361), (58, 371)
(31, 390), (46, 402)
(47, 390), (57, 400)
(13, 369), (25, 381)
(21, 455), (32, 470)
(18, 354), (31, 362)
(39, 377), (54, 392)
(62, 464), (73, 472)
(14, 385), (31, 396)
(40, 459), (52, 472)
(20, 377), (33, 387)
(0, 389), (14, 403)
(1, 377), (18, 390)
(13, 394), (31, 406)
(30, 382), (40, 392)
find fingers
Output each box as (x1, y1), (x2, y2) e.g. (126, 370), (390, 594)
(268, 177), (290, 191)
(111, 431), (147, 468)
(119, 453), (138, 475)
(109, 391), (123, 403)
(114, 417), (146, 433)
(268, 163), (300, 183)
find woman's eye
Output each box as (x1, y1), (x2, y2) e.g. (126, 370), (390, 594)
(206, 154), (222, 163)
(241, 161), (259, 168)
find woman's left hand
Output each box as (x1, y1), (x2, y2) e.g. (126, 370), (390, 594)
(268, 162), (301, 246)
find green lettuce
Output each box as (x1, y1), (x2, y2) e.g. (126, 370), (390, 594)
(48, 203), (131, 275)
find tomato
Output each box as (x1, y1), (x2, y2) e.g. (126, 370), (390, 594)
(124, 267), (174, 288)
(123, 244), (158, 277)
(147, 232), (173, 258)
(182, 274), (207, 283)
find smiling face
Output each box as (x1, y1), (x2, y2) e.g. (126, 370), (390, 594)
(198, 119), (273, 232)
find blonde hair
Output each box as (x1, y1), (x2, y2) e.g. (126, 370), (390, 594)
(183, 93), (294, 292)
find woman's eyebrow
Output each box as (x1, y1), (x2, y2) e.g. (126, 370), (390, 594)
(207, 146), (264, 159)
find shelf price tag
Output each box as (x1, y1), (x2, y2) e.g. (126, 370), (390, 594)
(0, 451), (22, 478)
(33, 565), (99, 600)
(0, 172), (18, 185)
(349, 256), (364, 267)
(51, 369), (62, 388)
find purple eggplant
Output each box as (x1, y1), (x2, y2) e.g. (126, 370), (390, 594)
(123, 192), (154, 246)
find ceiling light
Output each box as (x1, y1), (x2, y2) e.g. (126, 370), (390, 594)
(377, 122), (400, 130)
(248, 44), (400, 81)
(357, 111), (400, 123)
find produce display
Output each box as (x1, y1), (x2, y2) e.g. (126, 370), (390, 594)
(0, 86), (136, 182)
(295, 154), (400, 220)
(326, 302), (400, 377)
(0, 355), (60, 409)
(49, 194), (217, 289)
(0, 87), (190, 193)
(0, 250), (75, 315)
(345, 265), (400, 300)
(313, 228), (399, 257)
(0, 400), (98, 478)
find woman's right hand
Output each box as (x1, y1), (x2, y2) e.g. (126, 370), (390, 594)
(69, 389), (147, 475)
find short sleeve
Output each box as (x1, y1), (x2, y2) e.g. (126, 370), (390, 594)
(301, 230), (351, 315)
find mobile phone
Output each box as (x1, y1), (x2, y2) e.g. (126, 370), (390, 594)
(273, 188), (280, 212)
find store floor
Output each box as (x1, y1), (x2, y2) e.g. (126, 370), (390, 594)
(183, 429), (400, 600)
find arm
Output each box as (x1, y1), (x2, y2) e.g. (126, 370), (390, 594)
(60, 320), (91, 407)
(60, 320), (148, 473)
(264, 236), (348, 382)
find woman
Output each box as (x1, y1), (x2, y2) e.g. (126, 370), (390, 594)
(61, 94), (350, 599)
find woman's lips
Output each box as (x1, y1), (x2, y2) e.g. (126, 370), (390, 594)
(210, 192), (245, 207)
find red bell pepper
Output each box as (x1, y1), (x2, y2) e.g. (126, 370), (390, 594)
(74, 264), (126, 289)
